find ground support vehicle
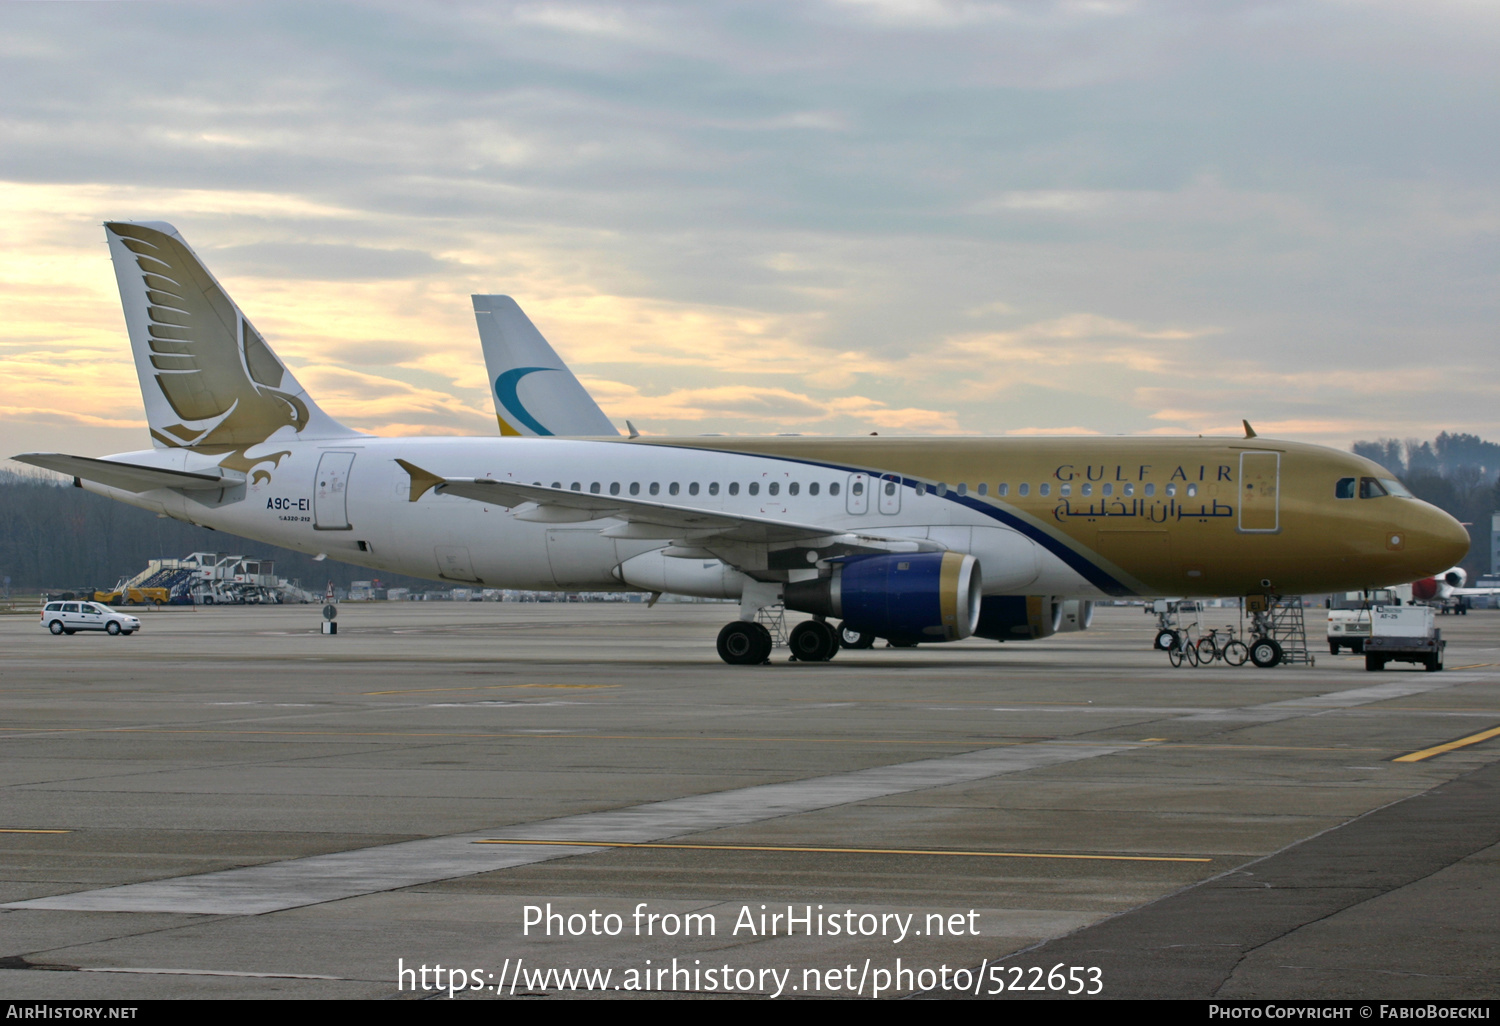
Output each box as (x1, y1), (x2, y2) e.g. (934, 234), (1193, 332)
(1327, 608), (1372, 655)
(1364, 606), (1444, 672)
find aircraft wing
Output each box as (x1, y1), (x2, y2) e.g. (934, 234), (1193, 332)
(396, 459), (935, 551)
(12, 452), (246, 493)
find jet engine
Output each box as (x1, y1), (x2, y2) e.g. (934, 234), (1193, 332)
(973, 595), (1064, 641)
(784, 551), (982, 644)
(1057, 598), (1095, 633)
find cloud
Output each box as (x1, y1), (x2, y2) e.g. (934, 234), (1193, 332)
(0, 2), (1497, 455)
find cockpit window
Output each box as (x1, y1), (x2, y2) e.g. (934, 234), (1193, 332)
(1359, 477), (1388, 499)
(1380, 478), (1412, 497)
(1335, 477), (1355, 499)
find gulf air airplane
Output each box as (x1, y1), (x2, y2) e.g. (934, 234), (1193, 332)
(13, 222), (1471, 665)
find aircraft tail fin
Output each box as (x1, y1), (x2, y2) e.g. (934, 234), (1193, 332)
(104, 221), (358, 451)
(472, 295), (619, 437)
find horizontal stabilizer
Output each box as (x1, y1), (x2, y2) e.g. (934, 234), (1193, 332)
(12, 452), (245, 493)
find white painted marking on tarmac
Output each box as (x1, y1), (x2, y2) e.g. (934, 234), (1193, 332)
(81, 967), (343, 980)
(1, 741), (1133, 916)
(1175, 676), (1480, 724)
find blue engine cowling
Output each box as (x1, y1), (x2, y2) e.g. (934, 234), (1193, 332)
(783, 551), (981, 643)
(973, 595), (1064, 641)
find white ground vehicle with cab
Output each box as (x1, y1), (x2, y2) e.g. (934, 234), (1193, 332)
(40, 601), (141, 636)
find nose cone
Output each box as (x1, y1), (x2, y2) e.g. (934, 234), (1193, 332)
(1404, 501), (1471, 577)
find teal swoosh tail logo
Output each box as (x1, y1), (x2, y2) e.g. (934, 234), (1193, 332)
(494, 367), (556, 436)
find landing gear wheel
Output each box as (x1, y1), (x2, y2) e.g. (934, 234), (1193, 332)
(717, 621), (773, 665)
(789, 621), (839, 663)
(1153, 629), (1179, 651)
(106, 621), (121, 635)
(1223, 640), (1249, 667)
(1249, 638), (1283, 668)
(838, 622), (876, 649)
(49, 620), (64, 635)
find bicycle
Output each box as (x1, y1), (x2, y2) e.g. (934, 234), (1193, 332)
(1167, 625), (1200, 667)
(1195, 624), (1249, 666)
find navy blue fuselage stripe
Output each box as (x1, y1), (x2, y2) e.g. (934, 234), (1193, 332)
(628, 443), (1134, 597)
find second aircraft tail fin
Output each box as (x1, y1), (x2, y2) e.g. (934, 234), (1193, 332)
(472, 295), (619, 437)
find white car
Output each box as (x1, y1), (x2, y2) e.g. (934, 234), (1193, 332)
(40, 601), (141, 636)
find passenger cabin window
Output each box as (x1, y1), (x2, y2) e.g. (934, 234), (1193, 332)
(630, 482), (640, 496)
(998, 484), (1008, 496)
(689, 483), (699, 496)
(749, 482), (760, 496)
(808, 482), (819, 496)
(1040, 483), (1051, 496)
(829, 483), (840, 496)
(1336, 477), (1356, 499)
(978, 483), (988, 496)
(768, 482), (779, 496)
(1145, 483), (1155, 496)
(1166, 483), (1177, 496)
(884, 480), (896, 496)
(1359, 477), (1388, 499)
(1186, 484), (1197, 497)
(729, 482), (739, 495)
(669, 482), (680, 496)
(936, 483), (947, 497)
(1081, 483), (1092, 496)
(1060, 483), (1071, 496)
(1102, 483), (1112, 496)
(1124, 483), (1134, 496)
(590, 482), (600, 494)
(610, 482), (621, 496)
(851, 482), (863, 496)
(1018, 484), (1029, 496)
(789, 482), (799, 496)
(915, 482), (926, 496)
(649, 483), (660, 495)
(709, 482), (719, 495)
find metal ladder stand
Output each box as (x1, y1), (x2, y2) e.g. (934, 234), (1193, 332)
(1251, 596), (1315, 666)
(756, 603), (789, 648)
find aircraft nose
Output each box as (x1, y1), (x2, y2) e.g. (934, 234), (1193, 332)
(1402, 502), (1471, 576)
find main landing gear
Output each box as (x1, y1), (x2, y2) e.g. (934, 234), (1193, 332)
(717, 621), (773, 665)
(788, 620), (840, 662)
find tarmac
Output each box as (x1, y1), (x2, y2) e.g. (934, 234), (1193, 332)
(1, 601), (1496, 1000)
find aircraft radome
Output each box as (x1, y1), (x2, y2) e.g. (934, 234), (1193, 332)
(14, 222), (1471, 665)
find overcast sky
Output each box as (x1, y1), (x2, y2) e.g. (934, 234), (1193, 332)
(3, 0), (1498, 462)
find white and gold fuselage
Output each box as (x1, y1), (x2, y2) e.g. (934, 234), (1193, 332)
(77, 432), (1469, 601)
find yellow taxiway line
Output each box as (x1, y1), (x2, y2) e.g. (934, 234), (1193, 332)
(1394, 725), (1500, 763)
(472, 839), (1210, 863)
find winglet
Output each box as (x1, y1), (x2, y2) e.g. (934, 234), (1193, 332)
(1243, 419), (1257, 439)
(626, 420), (640, 439)
(395, 459), (444, 502)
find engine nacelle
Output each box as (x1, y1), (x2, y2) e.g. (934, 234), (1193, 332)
(973, 595), (1063, 641)
(784, 551), (981, 643)
(1057, 599), (1095, 633)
